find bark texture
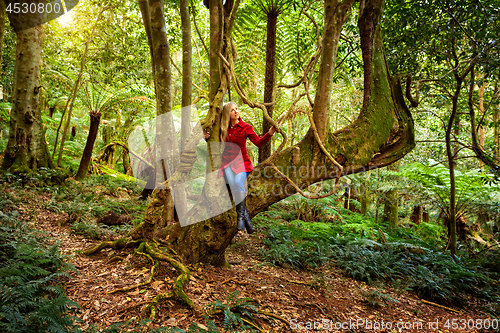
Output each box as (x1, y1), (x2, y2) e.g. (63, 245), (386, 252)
(180, 0), (192, 151)
(75, 111), (101, 180)
(0, 0), (5, 78)
(2, 26), (50, 172)
(259, 11), (278, 162)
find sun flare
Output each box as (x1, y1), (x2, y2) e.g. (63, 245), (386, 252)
(57, 10), (73, 27)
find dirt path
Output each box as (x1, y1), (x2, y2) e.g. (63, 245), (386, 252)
(20, 194), (494, 332)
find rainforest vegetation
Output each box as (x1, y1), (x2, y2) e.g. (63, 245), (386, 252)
(0, 0), (499, 331)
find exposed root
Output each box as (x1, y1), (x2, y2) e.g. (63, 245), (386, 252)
(84, 238), (198, 318)
(83, 238), (144, 256)
(109, 250), (159, 294)
(144, 242), (199, 315)
(109, 242), (159, 294)
(145, 292), (174, 319)
(256, 310), (289, 325)
(241, 317), (264, 332)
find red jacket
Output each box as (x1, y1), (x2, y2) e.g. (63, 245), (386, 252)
(219, 118), (271, 176)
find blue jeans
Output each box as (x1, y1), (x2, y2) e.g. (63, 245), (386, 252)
(223, 167), (250, 193)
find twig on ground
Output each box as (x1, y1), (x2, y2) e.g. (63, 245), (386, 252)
(421, 299), (461, 314)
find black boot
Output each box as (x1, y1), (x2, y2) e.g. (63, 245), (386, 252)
(234, 191), (246, 231)
(243, 206), (255, 234)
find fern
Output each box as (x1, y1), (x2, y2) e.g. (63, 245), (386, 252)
(206, 291), (258, 333)
(0, 212), (79, 333)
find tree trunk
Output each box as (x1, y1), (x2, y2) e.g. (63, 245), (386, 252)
(453, 115), (459, 169)
(175, 0), (192, 219)
(495, 110), (499, 162)
(208, 0), (221, 102)
(180, 0), (192, 151)
(75, 111), (101, 180)
(478, 78), (485, 168)
(0, 0), (5, 79)
(410, 206), (424, 224)
(360, 183), (370, 215)
(494, 86), (499, 162)
(382, 163), (399, 229)
(1, 25), (51, 172)
(129, 0), (415, 266)
(259, 11), (278, 163)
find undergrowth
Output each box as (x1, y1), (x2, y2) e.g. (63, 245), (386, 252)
(0, 211), (79, 333)
(258, 197), (500, 310)
(1, 171), (146, 240)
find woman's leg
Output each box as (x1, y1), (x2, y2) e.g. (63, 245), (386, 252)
(223, 168), (253, 233)
(233, 171), (254, 234)
(223, 167), (245, 230)
(233, 171), (250, 193)
(223, 168), (249, 201)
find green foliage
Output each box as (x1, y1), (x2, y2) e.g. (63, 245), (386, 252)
(0, 212), (79, 333)
(358, 288), (399, 307)
(271, 194), (343, 223)
(259, 208), (500, 305)
(400, 162), (500, 222)
(205, 291), (258, 333)
(70, 221), (114, 240)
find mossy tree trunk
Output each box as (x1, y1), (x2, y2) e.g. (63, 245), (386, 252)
(131, 0), (415, 265)
(1, 25), (52, 172)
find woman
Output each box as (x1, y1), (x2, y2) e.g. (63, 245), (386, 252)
(205, 102), (276, 233)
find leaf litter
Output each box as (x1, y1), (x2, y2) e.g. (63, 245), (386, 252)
(11, 187), (495, 332)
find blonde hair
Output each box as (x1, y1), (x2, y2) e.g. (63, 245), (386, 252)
(220, 101), (237, 142)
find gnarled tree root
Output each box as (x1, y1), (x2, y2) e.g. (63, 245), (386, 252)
(83, 238), (144, 256)
(109, 243), (159, 294)
(84, 239), (198, 318)
(143, 242), (199, 317)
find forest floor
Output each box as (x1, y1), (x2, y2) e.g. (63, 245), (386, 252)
(12, 187), (496, 333)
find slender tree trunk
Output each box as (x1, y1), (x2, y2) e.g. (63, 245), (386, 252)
(446, 65), (470, 256)
(313, 0), (355, 141)
(453, 116), (459, 169)
(75, 111), (101, 180)
(382, 162), (399, 229)
(259, 11), (278, 163)
(495, 99), (499, 162)
(2, 26), (50, 172)
(137, 0), (157, 200)
(208, 0), (221, 102)
(478, 79), (485, 169)
(446, 96), (459, 256)
(180, 0), (192, 151)
(0, 0), (5, 79)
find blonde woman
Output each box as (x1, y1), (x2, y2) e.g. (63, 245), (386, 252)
(205, 102), (276, 233)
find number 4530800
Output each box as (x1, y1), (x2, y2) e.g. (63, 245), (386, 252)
(6, 2), (63, 14)
(444, 319), (498, 330)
